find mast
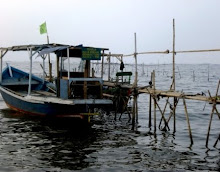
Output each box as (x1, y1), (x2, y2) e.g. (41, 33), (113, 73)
(47, 34), (52, 81)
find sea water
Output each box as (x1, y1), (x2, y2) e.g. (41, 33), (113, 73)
(0, 61), (219, 171)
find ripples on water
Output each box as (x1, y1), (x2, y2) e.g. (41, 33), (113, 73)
(0, 62), (219, 171)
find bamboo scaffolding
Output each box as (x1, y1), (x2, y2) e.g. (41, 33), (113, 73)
(206, 80), (220, 147)
(138, 88), (220, 103)
(100, 20), (220, 147)
(154, 99), (170, 131)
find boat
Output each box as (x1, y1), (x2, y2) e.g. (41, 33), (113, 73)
(0, 44), (113, 122)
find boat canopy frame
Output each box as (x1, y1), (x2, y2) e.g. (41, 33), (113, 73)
(0, 43), (109, 95)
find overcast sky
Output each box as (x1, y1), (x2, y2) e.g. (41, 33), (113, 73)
(0, 0), (220, 64)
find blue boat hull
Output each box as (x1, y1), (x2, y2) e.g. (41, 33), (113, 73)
(0, 66), (112, 120)
(0, 87), (92, 120)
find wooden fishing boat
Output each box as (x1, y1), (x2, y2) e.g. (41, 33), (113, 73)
(0, 44), (112, 122)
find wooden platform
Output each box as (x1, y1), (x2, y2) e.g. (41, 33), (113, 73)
(139, 87), (220, 103)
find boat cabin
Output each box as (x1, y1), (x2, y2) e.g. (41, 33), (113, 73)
(0, 44), (109, 100)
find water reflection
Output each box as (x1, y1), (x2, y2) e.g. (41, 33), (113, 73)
(0, 108), (99, 171)
(0, 105), (219, 171)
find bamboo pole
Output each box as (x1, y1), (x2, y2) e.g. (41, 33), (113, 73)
(183, 97), (193, 145)
(215, 80), (220, 97)
(134, 32), (138, 87)
(158, 97), (169, 129)
(214, 134), (220, 147)
(132, 33), (138, 130)
(132, 94), (137, 130)
(47, 34), (52, 82)
(154, 100), (170, 131)
(206, 104), (215, 147)
(148, 73), (152, 128)
(173, 18), (176, 133)
(206, 81), (220, 147)
(122, 48), (220, 58)
(153, 70), (156, 132)
(165, 97), (180, 124)
(136, 94), (138, 123)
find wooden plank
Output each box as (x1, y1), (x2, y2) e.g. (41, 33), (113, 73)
(32, 90), (56, 97)
(138, 88), (217, 103)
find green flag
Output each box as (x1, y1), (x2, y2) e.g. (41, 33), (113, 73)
(40, 22), (47, 34)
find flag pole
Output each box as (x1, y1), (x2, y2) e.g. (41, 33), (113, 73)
(46, 25), (52, 82)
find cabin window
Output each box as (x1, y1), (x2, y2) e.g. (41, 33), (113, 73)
(61, 58), (86, 79)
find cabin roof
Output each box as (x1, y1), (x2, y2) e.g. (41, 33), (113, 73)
(0, 43), (108, 51)
(0, 43), (109, 58)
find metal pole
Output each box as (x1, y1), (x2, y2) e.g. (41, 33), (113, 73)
(28, 48), (33, 96)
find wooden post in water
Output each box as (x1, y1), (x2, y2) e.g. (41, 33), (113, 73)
(132, 93), (137, 130)
(183, 97), (193, 145)
(148, 72), (152, 128)
(214, 134), (220, 147)
(206, 102), (215, 147)
(153, 70), (156, 133)
(206, 80), (220, 147)
(136, 93), (138, 123)
(132, 33), (138, 130)
(172, 19), (176, 133)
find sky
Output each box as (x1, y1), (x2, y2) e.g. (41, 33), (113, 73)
(0, 0), (220, 64)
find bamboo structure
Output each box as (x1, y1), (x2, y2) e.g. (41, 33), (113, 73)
(99, 19), (220, 147)
(206, 81), (220, 147)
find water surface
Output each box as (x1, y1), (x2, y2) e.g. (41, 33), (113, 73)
(0, 62), (219, 171)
